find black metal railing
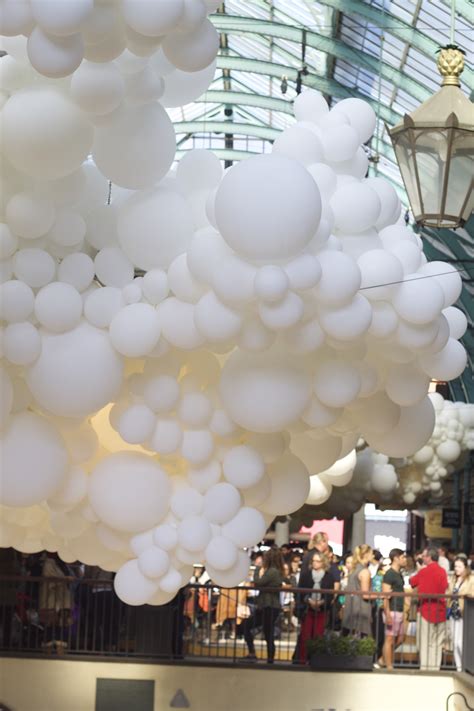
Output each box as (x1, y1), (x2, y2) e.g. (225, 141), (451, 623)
(0, 575), (471, 673)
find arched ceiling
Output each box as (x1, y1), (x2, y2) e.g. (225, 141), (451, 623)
(167, 0), (474, 402)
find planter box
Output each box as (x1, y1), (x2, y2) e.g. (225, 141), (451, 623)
(310, 654), (373, 672)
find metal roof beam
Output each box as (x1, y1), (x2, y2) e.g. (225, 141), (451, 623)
(215, 56), (401, 125)
(212, 15), (439, 104)
(316, 0), (474, 86)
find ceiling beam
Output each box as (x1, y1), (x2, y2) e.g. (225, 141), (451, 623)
(316, 0), (474, 87)
(215, 56), (401, 126)
(211, 15), (440, 104)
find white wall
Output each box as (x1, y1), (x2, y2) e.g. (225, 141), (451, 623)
(1, 658), (470, 711)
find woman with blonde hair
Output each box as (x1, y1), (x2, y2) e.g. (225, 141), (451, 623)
(447, 556), (474, 671)
(342, 544), (373, 637)
(296, 550), (335, 663)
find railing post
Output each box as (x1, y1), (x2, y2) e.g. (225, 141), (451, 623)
(462, 597), (474, 674)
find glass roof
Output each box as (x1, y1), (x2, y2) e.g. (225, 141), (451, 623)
(168, 0), (474, 402)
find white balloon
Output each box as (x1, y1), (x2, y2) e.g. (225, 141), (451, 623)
(178, 515), (212, 552)
(48, 465), (88, 510)
(158, 298), (204, 350)
(171, 486), (203, 519)
(187, 459), (221, 494)
(109, 303), (161, 357)
(215, 153), (321, 262)
(206, 549), (251, 588)
(6, 192), (55, 241)
(313, 361), (361, 408)
(393, 274), (445, 325)
(306, 475), (333, 505)
(0, 411), (68, 507)
(94, 247), (134, 288)
(418, 338), (467, 381)
(58, 253), (94, 293)
(314, 251), (360, 306)
(70, 60), (124, 115)
(27, 27), (83, 79)
(332, 98), (376, 143)
(419, 261), (462, 308)
(138, 547), (170, 579)
(365, 397), (436, 457)
(220, 348), (311, 433)
(84, 286), (124, 328)
(0, 280), (35, 322)
(194, 291), (243, 342)
(2, 88), (93, 180)
(0, 0), (34, 36)
(160, 59), (217, 108)
(116, 404), (156, 444)
(93, 104), (175, 189)
(444, 306), (467, 340)
(153, 523), (178, 551)
(202, 482), (241, 525)
(162, 19), (219, 72)
(149, 418), (183, 455)
(114, 559), (159, 605)
(35, 282), (83, 333)
(319, 295), (372, 341)
(273, 124), (324, 166)
(222, 507), (267, 548)
(205, 536), (238, 571)
(122, 0), (184, 37)
(385, 364), (430, 407)
(30, 0), (93, 37)
(3, 322), (41, 366)
(261, 453), (310, 515)
(27, 322), (123, 418)
(222, 446), (265, 490)
(89, 452), (170, 533)
(180, 429), (214, 465)
(322, 124), (359, 163)
(330, 182), (381, 234)
(13, 249), (56, 289)
(142, 269), (169, 305)
(118, 187), (193, 270)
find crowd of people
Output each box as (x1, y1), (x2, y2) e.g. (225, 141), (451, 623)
(183, 535), (474, 670)
(0, 537), (473, 671)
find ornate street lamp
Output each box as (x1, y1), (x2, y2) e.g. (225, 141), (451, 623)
(389, 46), (473, 229)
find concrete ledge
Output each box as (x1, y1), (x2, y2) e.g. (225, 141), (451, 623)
(0, 657), (459, 711)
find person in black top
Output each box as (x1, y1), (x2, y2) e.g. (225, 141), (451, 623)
(295, 551), (335, 664)
(380, 548), (407, 670)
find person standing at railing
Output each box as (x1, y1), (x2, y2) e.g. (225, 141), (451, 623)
(379, 548), (407, 670)
(341, 544), (373, 638)
(295, 551), (335, 664)
(39, 553), (74, 653)
(409, 547), (448, 671)
(447, 556), (474, 672)
(243, 547), (284, 664)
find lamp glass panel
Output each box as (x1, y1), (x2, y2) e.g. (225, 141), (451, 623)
(445, 129), (474, 221)
(414, 130), (447, 216)
(393, 132), (422, 217)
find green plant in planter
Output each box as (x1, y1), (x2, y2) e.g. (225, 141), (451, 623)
(306, 633), (376, 658)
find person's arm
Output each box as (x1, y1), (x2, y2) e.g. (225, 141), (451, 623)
(409, 572), (419, 588)
(255, 568), (278, 588)
(382, 581), (392, 624)
(359, 568), (371, 600)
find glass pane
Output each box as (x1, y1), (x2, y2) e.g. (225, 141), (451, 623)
(414, 130), (447, 216)
(392, 133), (422, 218)
(445, 129), (474, 222)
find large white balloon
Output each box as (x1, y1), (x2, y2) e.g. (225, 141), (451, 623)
(118, 188), (194, 270)
(2, 88), (93, 180)
(0, 412), (68, 507)
(93, 104), (175, 189)
(27, 322), (123, 417)
(215, 153), (321, 261)
(220, 349), (311, 432)
(89, 452), (171, 533)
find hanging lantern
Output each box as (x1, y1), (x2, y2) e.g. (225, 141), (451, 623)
(389, 46), (473, 229)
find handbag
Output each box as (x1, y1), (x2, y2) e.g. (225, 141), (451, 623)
(237, 604), (251, 619)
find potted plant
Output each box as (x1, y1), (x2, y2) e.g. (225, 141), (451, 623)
(306, 633), (376, 671)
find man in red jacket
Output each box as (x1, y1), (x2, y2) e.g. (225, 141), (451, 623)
(410, 547), (448, 670)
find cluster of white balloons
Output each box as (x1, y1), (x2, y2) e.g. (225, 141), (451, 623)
(0, 9), (469, 606)
(1, 0), (219, 80)
(302, 393), (474, 517)
(400, 393), (474, 504)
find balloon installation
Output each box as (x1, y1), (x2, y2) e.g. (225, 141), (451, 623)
(0, 2), (468, 606)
